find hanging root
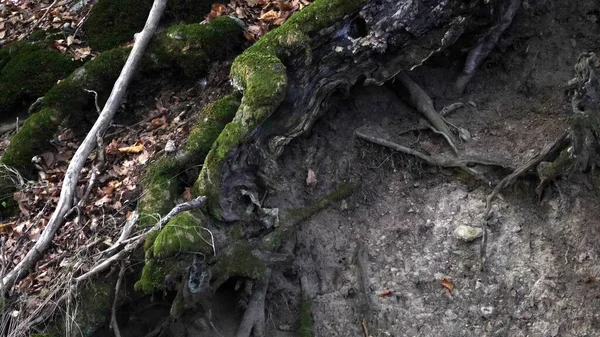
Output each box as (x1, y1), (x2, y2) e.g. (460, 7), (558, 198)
(393, 71), (459, 153)
(455, 0), (522, 94)
(235, 269), (271, 337)
(355, 129), (515, 184)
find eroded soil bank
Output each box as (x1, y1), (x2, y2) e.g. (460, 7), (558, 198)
(256, 1), (600, 336)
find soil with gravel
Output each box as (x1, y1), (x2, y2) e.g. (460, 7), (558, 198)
(254, 1), (600, 336)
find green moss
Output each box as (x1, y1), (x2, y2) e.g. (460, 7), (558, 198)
(153, 16), (243, 77)
(185, 94), (240, 160)
(1, 108), (59, 173)
(85, 0), (153, 51)
(0, 40), (44, 70)
(212, 243), (267, 290)
(152, 211), (213, 259)
(298, 297), (314, 337)
(193, 121), (250, 219)
(71, 280), (113, 337)
(0, 48), (79, 117)
(85, 0), (215, 51)
(134, 259), (168, 293)
(138, 156), (181, 228)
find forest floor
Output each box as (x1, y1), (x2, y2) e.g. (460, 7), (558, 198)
(2, 0), (600, 336)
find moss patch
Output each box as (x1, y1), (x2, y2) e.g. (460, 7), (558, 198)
(0, 48), (79, 117)
(261, 183), (357, 251)
(70, 280), (113, 337)
(1, 108), (59, 174)
(153, 211), (213, 259)
(152, 16), (243, 77)
(298, 297), (314, 337)
(137, 156), (180, 228)
(185, 94), (240, 160)
(212, 242), (267, 290)
(85, 0), (216, 51)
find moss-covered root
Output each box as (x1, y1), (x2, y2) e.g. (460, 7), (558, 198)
(1, 48), (131, 173)
(193, 0), (365, 219)
(298, 296), (314, 337)
(134, 212), (213, 293)
(2, 16), (244, 173)
(211, 242), (268, 292)
(153, 16), (244, 77)
(85, 0), (216, 51)
(137, 156), (181, 228)
(1, 107), (60, 174)
(261, 183), (358, 251)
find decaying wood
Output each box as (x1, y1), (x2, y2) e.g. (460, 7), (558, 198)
(215, 0), (511, 221)
(0, 0), (169, 294)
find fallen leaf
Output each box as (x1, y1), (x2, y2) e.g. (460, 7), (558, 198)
(441, 277), (454, 292)
(379, 289), (393, 297)
(259, 9), (279, 23)
(183, 187), (193, 201)
(306, 168), (317, 188)
(118, 140), (144, 154)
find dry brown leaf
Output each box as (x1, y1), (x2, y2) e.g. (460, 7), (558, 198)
(379, 289), (393, 297)
(183, 187), (193, 201)
(118, 140), (145, 154)
(441, 277), (454, 292)
(306, 168), (317, 188)
(259, 9), (278, 23)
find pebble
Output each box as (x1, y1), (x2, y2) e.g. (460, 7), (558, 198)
(480, 306), (494, 317)
(445, 309), (458, 320)
(453, 225), (483, 242)
(165, 140), (176, 153)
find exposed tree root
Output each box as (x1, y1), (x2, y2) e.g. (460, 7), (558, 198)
(355, 129), (515, 184)
(393, 72), (459, 153)
(235, 269), (271, 337)
(455, 0), (522, 94)
(479, 130), (569, 269)
(110, 261), (126, 337)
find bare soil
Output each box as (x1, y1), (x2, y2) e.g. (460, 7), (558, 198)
(255, 1), (600, 336)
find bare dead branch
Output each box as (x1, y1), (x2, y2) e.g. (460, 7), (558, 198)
(0, 0), (169, 294)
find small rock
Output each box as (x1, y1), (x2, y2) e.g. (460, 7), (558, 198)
(165, 140), (176, 153)
(480, 306), (494, 317)
(413, 182), (420, 188)
(445, 309), (458, 320)
(306, 168), (317, 188)
(453, 225), (483, 242)
(390, 267), (398, 273)
(340, 199), (348, 210)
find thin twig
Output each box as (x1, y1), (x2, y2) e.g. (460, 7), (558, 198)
(30, 0), (59, 31)
(110, 261), (125, 337)
(0, 0), (169, 293)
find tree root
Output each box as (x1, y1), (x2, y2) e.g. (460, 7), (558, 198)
(235, 269), (271, 337)
(355, 129), (515, 184)
(394, 72), (459, 153)
(479, 130), (569, 269)
(455, 0), (522, 94)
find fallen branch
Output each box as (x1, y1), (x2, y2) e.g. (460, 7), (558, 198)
(110, 261), (126, 337)
(14, 196), (206, 335)
(0, 0), (169, 294)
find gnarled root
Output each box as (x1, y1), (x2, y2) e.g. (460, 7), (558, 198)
(235, 269), (271, 337)
(455, 0), (522, 94)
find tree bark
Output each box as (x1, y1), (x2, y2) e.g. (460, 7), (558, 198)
(215, 0), (509, 221)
